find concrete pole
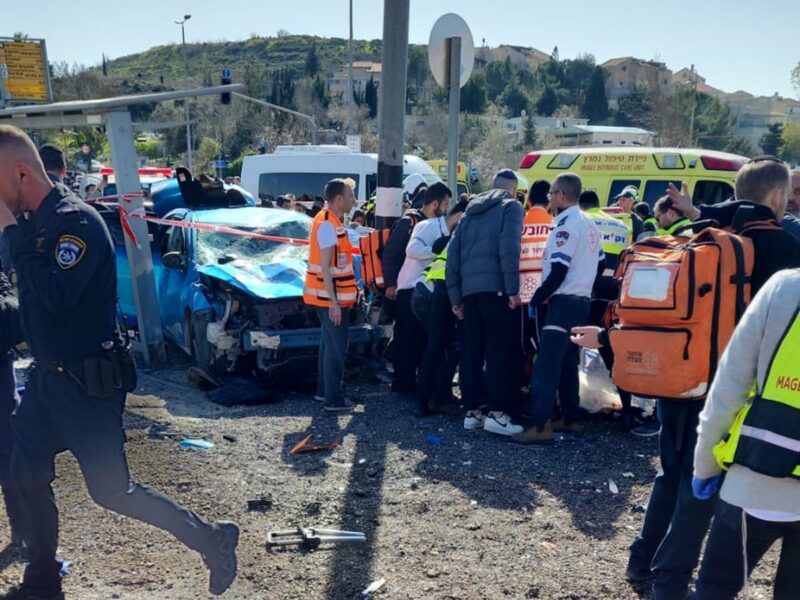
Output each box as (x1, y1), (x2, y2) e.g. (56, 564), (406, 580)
(180, 19), (194, 171)
(447, 37), (461, 202)
(105, 109), (165, 364)
(376, 0), (409, 229)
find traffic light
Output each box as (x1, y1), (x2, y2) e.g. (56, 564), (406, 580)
(221, 75), (231, 105)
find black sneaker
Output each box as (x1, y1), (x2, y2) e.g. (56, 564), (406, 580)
(625, 564), (654, 582)
(631, 418), (661, 438)
(203, 521), (239, 596)
(324, 398), (354, 413)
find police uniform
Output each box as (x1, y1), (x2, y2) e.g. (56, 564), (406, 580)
(528, 205), (602, 429)
(7, 185), (224, 595)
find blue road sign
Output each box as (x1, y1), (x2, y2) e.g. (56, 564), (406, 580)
(221, 68), (231, 79)
(469, 166), (478, 179)
(214, 159), (228, 169)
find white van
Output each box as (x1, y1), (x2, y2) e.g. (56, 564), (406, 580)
(240, 145), (442, 203)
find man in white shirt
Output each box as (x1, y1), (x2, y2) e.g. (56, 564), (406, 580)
(514, 172), (604, 444)
(392, 183), (451, 394)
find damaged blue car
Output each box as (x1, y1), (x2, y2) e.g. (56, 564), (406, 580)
(100, 180), (373, 378)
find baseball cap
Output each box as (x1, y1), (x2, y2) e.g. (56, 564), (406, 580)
(614, 185), (640, 201)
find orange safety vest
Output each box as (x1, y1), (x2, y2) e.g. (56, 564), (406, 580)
(303, 209), (358, 308)
(519, 205), (553, 304)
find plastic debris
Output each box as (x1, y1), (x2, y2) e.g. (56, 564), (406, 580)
(426, 435), (444, 445)
(179, 438), (214, 450)
(609, 479), (619, 494)
(540, 541), (556, 550)
(247, 497), (273, 512)
(222, 434), (237, 443)
(361, 578), (386, 597)
(290, 434), (339, 454)
(59, 558), (73, 577)
(623, 472), (635, 478)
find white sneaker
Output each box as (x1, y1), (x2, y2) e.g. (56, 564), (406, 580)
(483, 412), (523, 436)
(463, 411), (485, 430)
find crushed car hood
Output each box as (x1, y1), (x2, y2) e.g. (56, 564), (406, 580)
(197, 258), (307, 300)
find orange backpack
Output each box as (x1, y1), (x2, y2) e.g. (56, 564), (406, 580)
(608, 226), (756, 401)
(359, 229), (391, 289)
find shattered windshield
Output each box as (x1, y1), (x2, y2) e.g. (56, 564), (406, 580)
(195, 219), (311, 267)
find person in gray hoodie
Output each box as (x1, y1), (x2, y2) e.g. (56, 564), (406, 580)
(691, 268), (800, 600)
(446, 169), (524, 437)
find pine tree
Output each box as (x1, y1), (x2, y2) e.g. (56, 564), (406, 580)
(305, 41), (320, 77)
(582, 66), (609, 123)
(760, 123), (783, 156)
(551, 45), (559, 62)
(365, 76), (378, 118)
(524, 112), (539, 148)
(536, 87), (558, 116)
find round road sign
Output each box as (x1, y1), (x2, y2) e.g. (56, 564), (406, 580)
(427, 13), (475, 89)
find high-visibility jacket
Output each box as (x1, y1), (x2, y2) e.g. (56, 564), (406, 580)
(519, 206), (552, 303)
(643, 217), (658, 232)
(663, 217), (693, 236)
(585, 207), (632, 259)
(423, 249), (447, 284)
(303, 209), (358, 308)
(714, 307), (800, 479)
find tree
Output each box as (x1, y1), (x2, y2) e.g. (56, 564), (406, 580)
(724, 136), (755, 158)
(364, 76), (378, 118)
(780, 122), (800, 163)
(551, 46), (559, 62)
(792, 62), (800, 98)
(460, 72), (487, 114)
(615, 85), (652, 128)
(502, 84), (530, 117)
(304, 41), (319, 77)
(197, 137), (222, 172)
(760, 123), (784, 155)
(523, 112), (539, 149)
(484, 57), (515, 100)
(582, 66), (609, 123)
(536, 87), (558, 117)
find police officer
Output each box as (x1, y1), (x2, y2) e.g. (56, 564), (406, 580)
(514, 173), (604, 444)
(692, 268), (800, 599)
(0, 126), (238, 600)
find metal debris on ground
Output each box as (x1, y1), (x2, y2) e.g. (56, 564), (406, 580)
(246, 497), (273, 512)
(266, 526), (366, 551)
(290, 434), (339, 454)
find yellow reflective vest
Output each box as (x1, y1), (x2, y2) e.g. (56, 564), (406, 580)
(714, 308), (800, 479)
(585, 207), (632, 258)
(424, 249), (447, 283)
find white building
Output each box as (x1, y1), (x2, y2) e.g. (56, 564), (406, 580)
(554, 125), (654, 147)
(328, 61), (381, 96)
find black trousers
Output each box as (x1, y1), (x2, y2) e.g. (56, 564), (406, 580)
(416, 281), (458, 410)
(391, 288), (427, 392)
(529, 294), (590, 427)
(11, 367), (217, 593)
(459, 292), (514, 413)
(0, 351), (23, 542)
(628, 400), (716, 600)
(695, 500), (800, 600)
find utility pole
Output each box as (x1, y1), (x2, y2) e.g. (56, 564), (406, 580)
(376, 0), (409, 230)
(689, 63), (698, 147)
(175, 14), (193, 170)
(347, 0), (355, 135)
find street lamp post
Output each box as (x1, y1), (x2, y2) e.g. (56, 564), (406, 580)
(175, 14), (193, 171)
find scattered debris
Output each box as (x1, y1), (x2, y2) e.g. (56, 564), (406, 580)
(426, 435), (444, 446)
(608, 479), (619, 494)
(305, 502), (321, 516)
(58, 558), (73, 577)
(267, 526), (366, 551)
(246, 497), (273, 512)
(147, 423), (181, 440)
(540, 541), (556, 551)
(186, 365), (221, 388)
(222, 434), (237, 443)
(426, 569), (441, 578)
(622, 472), (635, 478)
(290, 434), (340, 455)
(179, 438), (215, 450)
(361, 578), (386, 597)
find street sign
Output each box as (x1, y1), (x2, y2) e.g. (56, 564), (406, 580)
(346, 134), (362, 153)
(0, 38), (52, 103)
(469, 166), (478, 179)
(427, 14), (474, 89)
(221, 68), (231, 79)
(214, 159), (228, 169)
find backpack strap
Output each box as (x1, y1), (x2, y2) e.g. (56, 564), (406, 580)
(730, 205), (757, 233)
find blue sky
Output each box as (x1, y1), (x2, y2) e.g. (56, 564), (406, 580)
(7, 0), (799, 98)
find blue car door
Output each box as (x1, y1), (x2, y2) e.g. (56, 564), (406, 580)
(158, 218), (192, 350)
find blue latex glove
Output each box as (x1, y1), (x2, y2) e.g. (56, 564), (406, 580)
(692, 475), (722, 500)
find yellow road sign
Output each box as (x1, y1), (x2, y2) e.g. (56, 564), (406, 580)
(0, 38), (52, 103)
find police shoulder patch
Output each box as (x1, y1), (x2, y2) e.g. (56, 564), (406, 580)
(55, 235), (87, 269)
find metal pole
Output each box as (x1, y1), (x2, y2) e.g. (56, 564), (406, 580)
(376, 0), (409, 229)
(232, 92), (317, 144)
(689, 63), (697, 147)
(105, 109), (165, 364)
(347, 0), (355, 135)
(446, 37), (461, 202)
(177, 16), (194, 171)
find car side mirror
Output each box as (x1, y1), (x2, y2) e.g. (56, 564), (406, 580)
(162, 251), (187, 270)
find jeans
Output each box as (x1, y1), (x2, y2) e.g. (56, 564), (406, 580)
(391, 288), (427, 392)
(315, 307), (350, 406)
(694, 500), (800, 600)
(529, 294), (590, 427)
(12, 367), (216, 593)
(628, 400), (716, 600)
(416, 281), (458, 410)
(460, 292), (514, 413)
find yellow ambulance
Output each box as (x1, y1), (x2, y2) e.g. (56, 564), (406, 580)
(517, 147), (748, 207)
(427, 160), (471, 195)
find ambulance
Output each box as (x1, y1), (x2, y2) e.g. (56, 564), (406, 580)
(427, 160), (472, 195)
(516, 147), (748, 207)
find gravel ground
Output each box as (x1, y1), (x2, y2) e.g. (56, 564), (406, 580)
(0, 363), (779, 600)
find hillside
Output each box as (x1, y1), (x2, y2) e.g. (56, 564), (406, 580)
(106, 34), (386, 88)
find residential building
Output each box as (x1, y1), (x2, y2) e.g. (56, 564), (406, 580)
(492, 45), (552, 72)
(328, 61), (382, 96)
(602, 57), (673, 108)
(554, 125), (654, 147)
(671, 68), (725, 98)
(725, 92), (800, 149)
